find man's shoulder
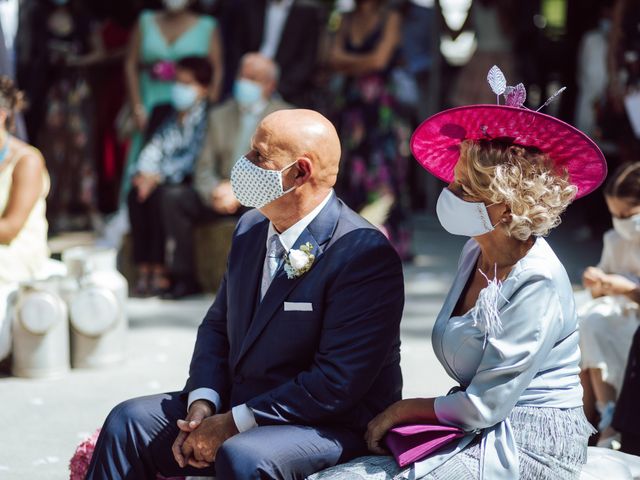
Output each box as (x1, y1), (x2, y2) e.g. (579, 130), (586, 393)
(235, 209), (268, 236)
(209, 98), (238, 121)
(265, 98), (294, 115)
(329, 200), (396, 255)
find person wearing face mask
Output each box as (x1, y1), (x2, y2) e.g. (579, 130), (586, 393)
(118, 0), (223, 208)
(158, 52), (292, 299)
(311, 69), (607, 479)
(127, 56), (212, 297)
(579, 162), (640, 449)
(85, 109), (404, 480)
(228, 0), (323, 107)
(574, 2), (614, 137)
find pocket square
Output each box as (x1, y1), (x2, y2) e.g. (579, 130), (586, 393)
(284, 302), (313, 312)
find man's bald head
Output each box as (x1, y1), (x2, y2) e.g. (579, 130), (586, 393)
(257, 109), (341, 188)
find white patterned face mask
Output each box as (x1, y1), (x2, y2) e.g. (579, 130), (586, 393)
(436, 188), (498, 237)
(230, 155), (298, 209)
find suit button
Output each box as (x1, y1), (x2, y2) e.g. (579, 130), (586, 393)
(234, 374), (244, 384)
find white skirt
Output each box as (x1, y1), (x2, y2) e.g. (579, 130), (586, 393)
(578, 295), (639, 392)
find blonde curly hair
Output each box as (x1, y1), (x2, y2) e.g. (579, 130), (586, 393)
(456, 139), (577, 241)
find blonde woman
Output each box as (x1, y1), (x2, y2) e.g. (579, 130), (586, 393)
(311, 71), (606, 478)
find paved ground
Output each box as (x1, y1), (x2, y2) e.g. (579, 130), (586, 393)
(0, 213), (601, 479)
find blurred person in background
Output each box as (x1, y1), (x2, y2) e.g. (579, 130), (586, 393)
(605, 0), (640, 164)
(17, 0), (97, 233)
(161, 52), (292, 299)
(0, 76), (50, 366)
(574, 1), (614, 137)
(0, 76), (49, 285)
(84, 4), (137, 215)
(120, 0), (223, 207)
(613, 322), (640, 455)
(0, 0), (26, 141)
(448, 0), (517, 106)
(128, 57), (211, 297)
(328, 0), (413, 260)
(228, 0), (323, 107)
(580, 162), (640, 448)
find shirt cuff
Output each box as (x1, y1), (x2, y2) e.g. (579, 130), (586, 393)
(187, 388), (221, 413)
(231, 404), (258, 432)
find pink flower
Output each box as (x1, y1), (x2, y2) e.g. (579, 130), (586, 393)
(69, 429), (101, 480)
(152, 60), (177, 82)
(69, 428), (186, 480)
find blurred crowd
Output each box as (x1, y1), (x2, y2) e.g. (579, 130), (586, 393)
(0, 0), (636, 236)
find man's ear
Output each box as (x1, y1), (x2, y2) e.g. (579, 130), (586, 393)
(293, 157), (313, 186)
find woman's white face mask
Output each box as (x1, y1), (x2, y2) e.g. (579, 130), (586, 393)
(613, 214), (640, 242)
(436, 188), (499, 237)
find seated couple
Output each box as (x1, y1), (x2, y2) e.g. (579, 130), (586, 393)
(86, 88), (605, 479)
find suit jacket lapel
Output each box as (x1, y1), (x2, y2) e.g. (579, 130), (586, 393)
(229, 219), (269, 361)
(234, 195), (342, 368)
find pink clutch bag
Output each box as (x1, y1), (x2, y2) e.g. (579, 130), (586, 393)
(384, 424), (466, 467)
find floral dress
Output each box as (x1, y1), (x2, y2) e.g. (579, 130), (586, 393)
(332, 13), (412, 260)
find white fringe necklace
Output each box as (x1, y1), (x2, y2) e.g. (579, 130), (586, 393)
(472, 265), (510, 347)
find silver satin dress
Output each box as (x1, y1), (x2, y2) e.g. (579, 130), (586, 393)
(310, 238), (594, 480)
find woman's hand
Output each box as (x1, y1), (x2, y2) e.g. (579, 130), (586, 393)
(133, 104), (148, 132)
(583, 267), (607, 297)
(365, 398), (438, 454)
(365, 403), (400, 454)
(583, 267), (639, 299)
(133, 173), (159, 202)
(599, 274), (639, 297)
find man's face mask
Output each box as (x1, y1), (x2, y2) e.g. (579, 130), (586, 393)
(230, 155), (298, 209)
(233, 79), (263, 107)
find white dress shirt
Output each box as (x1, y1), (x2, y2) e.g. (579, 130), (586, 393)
(259, 0), (295, 59)
(188, 190), (334, 432)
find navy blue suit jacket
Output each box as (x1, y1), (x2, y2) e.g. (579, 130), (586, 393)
(184, 195), (404, 432)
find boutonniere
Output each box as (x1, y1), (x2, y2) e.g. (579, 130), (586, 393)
(284, 243), (315, 279)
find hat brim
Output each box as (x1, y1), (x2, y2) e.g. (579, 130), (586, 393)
(410, 105), (607, 199)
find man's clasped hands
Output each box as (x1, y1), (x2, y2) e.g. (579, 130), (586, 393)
(171, 400), (239, 468)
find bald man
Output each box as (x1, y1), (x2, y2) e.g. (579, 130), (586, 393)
(86, 110), (404, 480)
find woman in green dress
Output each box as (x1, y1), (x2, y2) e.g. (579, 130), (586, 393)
(121, 0), (223, 205)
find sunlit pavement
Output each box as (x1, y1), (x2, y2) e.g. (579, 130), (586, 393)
(0, 213), (601, 479)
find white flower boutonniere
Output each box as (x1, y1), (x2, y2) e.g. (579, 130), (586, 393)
(284, 243), (315, 279)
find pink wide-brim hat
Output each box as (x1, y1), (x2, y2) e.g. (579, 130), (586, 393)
(410, 104), (607, 199)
